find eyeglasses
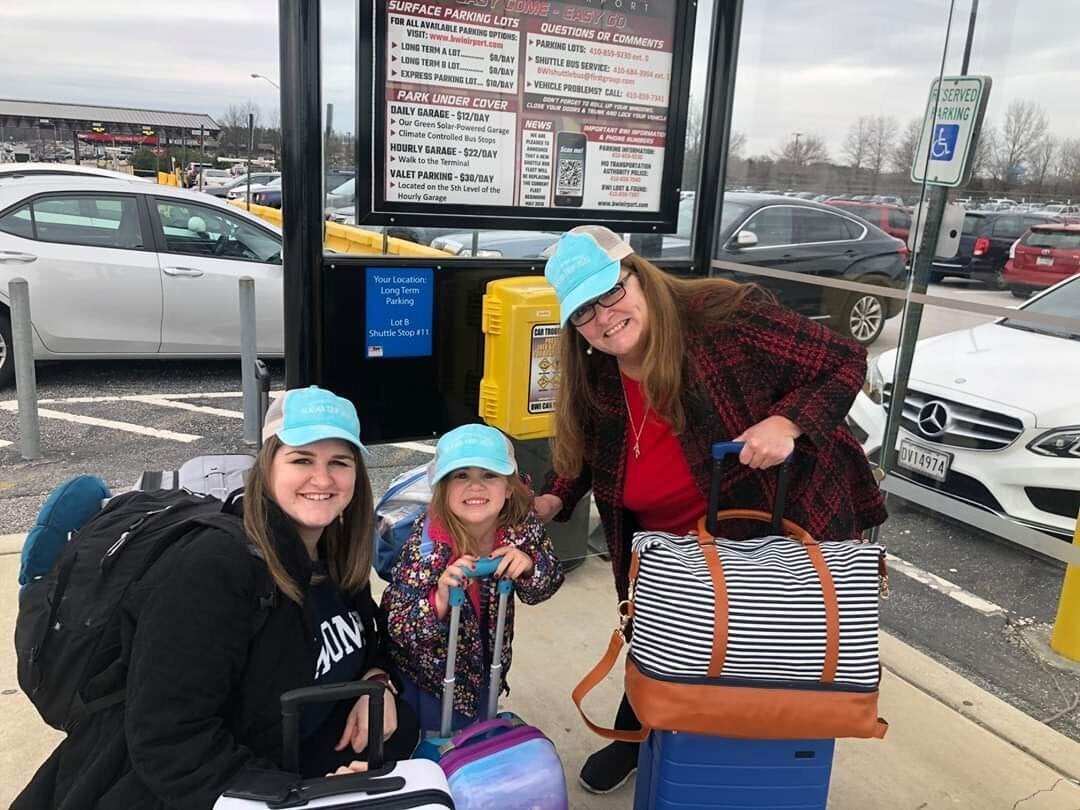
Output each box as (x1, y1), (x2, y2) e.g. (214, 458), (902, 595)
(569, 273), (632, 327)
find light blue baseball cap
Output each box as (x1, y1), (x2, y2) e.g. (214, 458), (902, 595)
(262, 386), (367, 453)
(545, 225), (634, 326)
(429, 424), (517, 485)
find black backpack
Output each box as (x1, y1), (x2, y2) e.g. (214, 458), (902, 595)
(15, 488), (274, 731)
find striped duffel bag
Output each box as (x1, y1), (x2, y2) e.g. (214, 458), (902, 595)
(573, 511), (890, 741)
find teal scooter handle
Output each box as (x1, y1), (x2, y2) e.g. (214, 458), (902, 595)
(449, 556), (514, 607)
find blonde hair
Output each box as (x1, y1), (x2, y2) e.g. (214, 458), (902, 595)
(430, 471), (534, 557)
(243, 435), (374, 604)
(552, 253), (759, 478)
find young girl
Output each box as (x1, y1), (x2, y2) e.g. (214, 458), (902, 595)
(381, 423), (564, 731)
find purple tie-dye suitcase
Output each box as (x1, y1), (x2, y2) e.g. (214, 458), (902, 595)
(413, 557), (568, 810)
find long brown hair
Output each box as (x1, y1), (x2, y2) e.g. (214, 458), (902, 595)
(552, 253), (759, 478)
(243, 435), (374, 604)
(429, 472), (534, 557)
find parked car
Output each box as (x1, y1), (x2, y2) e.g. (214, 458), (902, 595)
(1036, 204), (1080, 216)
(0, 176), (285, 387)
(826, 200), (912, 243)
(931, 210), (1062, 287)
(0, 162), (150, 183)
(853, 274), (1080, 538)
(198, 169), (233, 188)
(251, 177), (282, 208)
(1003, 223), (1080, 298)
(199, 172), (279, 199)
(705, 193), (908, 345)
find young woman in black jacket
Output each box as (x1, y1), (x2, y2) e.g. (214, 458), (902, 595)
(15, 386), (418, 810)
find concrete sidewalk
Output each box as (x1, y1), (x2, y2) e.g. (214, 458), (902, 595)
(2, 543), (1079, 809)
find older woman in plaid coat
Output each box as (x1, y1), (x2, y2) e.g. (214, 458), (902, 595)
(536, 225), (887, 794)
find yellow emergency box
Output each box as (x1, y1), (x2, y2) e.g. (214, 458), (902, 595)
(479, 276), (562, 440)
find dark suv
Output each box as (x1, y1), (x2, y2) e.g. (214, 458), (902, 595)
(714, 193), (909, 345)
(932, 210), (1061, 288)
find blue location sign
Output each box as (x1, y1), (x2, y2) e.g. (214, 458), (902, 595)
(365, 267), (434, 358)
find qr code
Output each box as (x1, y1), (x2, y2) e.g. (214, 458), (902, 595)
(558, 159), (583, 191)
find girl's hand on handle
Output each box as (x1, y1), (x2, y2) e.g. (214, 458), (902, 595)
(733, 415), (801, 469)
(490, 545), (534, 581)
(335, 675), (398, 755)
(434, 555), (478, 619)
(533, 494), (563, 522)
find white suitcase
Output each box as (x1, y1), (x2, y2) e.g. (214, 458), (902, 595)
(214, 682), (454, 809)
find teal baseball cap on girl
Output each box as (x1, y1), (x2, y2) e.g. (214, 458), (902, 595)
(262, 386), (367, 452)
(428, 424), (517, 485)
(545, 225), (634, 326)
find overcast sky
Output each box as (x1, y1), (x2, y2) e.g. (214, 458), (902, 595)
(2, 0), (1076, 160)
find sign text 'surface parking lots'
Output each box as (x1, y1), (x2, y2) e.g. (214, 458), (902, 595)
(911, 75), (991, 188)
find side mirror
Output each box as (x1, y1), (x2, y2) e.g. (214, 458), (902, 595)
(734, 230), (758, 248)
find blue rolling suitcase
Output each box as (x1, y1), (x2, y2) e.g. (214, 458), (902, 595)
(633, 442), (836, 810)
(635, 734), (834, 810)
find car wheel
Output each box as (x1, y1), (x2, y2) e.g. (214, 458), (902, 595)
(837, 289), (886, 346)
(1008, 285), (1030, 299)
(986, 267), (1008, 291)
(0, 310), (13, 389)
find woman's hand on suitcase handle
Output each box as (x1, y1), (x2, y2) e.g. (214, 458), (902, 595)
(434, 555), (478, 619)
(490, 545), (534, 581)
(335, 673), (398, 756)
(533, 494), (563, 522)
(328, 760), (369, 776)
(733, 416), (802, 469)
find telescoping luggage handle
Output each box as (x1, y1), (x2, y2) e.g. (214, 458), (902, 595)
(442, 557), (513, 738)
(281, 682), (388, 773)
(704, 441), (795, 539)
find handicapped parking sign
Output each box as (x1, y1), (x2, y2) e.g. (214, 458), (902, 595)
(911, 75), (991, 187)
(930, 124), (959, 161)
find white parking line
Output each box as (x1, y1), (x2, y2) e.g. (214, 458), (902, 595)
(0, 404), (201, 443)
(138, 397), (243, 419)
(0, 438), (11, 448)
(888, 553), (1006, 616)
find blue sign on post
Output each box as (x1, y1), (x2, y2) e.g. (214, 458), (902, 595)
(929, 124), (959, 162)
(365, 267), (434, 359)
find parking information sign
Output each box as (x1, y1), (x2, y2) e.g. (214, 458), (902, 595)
(365, 267), (434, 358)
(911, 75), (991, 187)
(368, 0), (692, 228)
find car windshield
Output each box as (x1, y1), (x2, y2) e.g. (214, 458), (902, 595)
(1001, 277), (1080, 339)
(328, 176), (353, 194)
(1022, 230), (1080, 250)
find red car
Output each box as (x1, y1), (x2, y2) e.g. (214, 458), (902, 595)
(1004, 223), (1080, 298)
(826, 200), (912, 243)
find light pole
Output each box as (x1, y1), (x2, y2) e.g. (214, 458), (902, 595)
(251, 73), (280, 90)
(790, 132), (802, 190)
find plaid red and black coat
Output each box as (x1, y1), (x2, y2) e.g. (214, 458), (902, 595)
(543, 298), (888, 602)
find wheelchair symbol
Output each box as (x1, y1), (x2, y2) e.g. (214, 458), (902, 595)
(930, 124), (959, 161)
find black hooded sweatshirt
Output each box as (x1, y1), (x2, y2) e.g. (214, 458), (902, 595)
(14, 492), (414, 810)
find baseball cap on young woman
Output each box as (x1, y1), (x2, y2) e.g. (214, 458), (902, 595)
(428, 424), (517, 485)
(262, 386), (367, 452)
(544, 225), (634, 326)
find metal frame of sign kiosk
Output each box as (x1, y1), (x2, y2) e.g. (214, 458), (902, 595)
(277, 0), (743, 420)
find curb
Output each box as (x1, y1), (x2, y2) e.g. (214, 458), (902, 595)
(880, 632), (1080, 783)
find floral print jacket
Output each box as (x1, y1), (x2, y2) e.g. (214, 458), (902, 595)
(381, 510), (564, 720)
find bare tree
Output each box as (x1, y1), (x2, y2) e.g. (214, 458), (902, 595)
(219, 100), (263, 157)
(1058, 138), (1080, 190)
(680, 103), (703, 190)
(842, 117), (872, 172)
(728, 130), (747, 159)
(773, 133), (829, 166)
(1031, 135), (1058, 192)
(866, 116), (897, 191)
(991, 100), (1048, 189)
(970, 123), (996, 180)
(891, 117), (922, 175)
